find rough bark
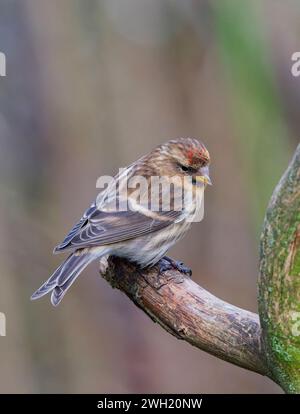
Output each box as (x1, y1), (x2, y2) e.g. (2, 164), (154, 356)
(101, 145), (300, 392)
(102, 258), (268, 376)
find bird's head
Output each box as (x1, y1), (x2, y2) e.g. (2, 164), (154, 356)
(152, 137), (211, 186)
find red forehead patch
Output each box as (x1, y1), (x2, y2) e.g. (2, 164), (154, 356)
(187, 146), (209, 165)
(187, 149), (195, 164)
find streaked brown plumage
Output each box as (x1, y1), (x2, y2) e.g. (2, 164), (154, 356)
(31, 138), (211, 306)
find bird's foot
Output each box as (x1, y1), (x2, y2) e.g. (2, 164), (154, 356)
(158, 256), (192, 276)
(99, 255), (109, 275)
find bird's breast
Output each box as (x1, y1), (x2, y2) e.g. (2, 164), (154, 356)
(111, 218), (192, 268)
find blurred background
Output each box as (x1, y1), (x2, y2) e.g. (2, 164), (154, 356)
(0, 0), (299, 393)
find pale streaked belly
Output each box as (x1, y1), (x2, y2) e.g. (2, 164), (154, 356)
(108, 220), (192, 267)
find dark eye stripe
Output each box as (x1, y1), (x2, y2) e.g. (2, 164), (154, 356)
(180, 165), (197, 174)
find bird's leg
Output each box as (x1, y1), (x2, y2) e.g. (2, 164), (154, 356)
(158, 256), (192, 276)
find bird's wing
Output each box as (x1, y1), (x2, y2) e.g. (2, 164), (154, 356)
(53, 201), (98, 253)
(54, 163), (135, 252)
(54, 162), (188, 253)
(54, 207), (183, 252)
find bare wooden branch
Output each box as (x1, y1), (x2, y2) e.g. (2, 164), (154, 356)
(102, 257), (269, 377)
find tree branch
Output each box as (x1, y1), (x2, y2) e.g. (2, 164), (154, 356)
(100, 145), (300, 391)
(102, 257), (269, 377)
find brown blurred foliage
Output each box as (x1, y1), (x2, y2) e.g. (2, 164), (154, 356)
(0, 0), (299, 393)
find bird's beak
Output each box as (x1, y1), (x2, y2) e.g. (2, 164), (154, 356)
(195, 175), (212, 186)
(195, 166), (212, 186)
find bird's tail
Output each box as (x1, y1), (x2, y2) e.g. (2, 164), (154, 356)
(31, 251), (97, 306)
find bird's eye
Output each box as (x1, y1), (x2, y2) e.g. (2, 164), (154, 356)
(179, 164), (197, 174)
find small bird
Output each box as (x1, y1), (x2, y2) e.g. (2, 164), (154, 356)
(31, 138), (211, 306)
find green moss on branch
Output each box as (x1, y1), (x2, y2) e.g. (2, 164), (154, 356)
(259, 144), (300, 393)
